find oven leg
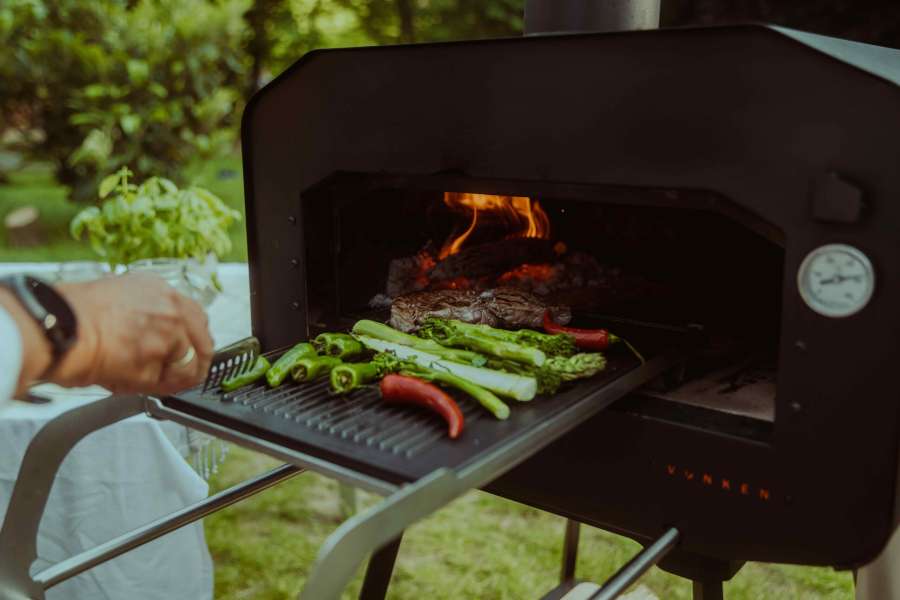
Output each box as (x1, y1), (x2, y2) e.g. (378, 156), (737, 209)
(692, 579), (724, 600)
(560, 519), (581, 583)
(358, 534), (403, 600)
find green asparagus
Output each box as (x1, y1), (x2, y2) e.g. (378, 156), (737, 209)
(417, 318), (547, 366)
(419, 318), (577, 357)
(355, 335), (537, 401)
(352, 320), (487, 366)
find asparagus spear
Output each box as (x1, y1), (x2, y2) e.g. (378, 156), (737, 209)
(417, 318), (547, 367)
(419, 317), (576, 357)
(401, 366), (510, 420)
(355, 335), (537, 401)
(352, 320), (487, 366)
(489, 352), (606, 394)
(331, 352), (511, 419)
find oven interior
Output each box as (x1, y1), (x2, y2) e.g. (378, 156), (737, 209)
(301, 175), (785, 442)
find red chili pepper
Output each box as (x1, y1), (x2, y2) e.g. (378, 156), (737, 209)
(543, 310), (620, 351)
(379, 374), (464, 439)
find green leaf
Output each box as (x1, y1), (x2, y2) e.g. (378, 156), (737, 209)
(120, 113), (141, 135)
(148, 82), (168, 98)
(126, 59), (149, 84)
(98, 174), (119, 199)
(70, 206), (100, 240)
(83, 83), (107, 98)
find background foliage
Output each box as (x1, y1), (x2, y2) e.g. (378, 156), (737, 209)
(0, 0), (247, 200)
(2, 0), (898, 203)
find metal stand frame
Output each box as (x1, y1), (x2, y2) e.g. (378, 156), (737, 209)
(0, 349), (684, 600)
(551, 519), (731, 600)
(0, 395), (303, 600)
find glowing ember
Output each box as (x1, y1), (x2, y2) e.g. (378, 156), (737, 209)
(438, 192), (551, 259)
(498, 263), (557, 285)
(432, 276), (473, 290)
(414, 250), (437, 289)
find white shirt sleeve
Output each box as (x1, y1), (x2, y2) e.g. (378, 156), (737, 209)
(0, 306), (23, 403)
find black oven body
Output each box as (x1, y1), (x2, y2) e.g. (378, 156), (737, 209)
(240, 24), (900, 570)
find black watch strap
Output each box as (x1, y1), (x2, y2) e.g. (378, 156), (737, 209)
(0, 275), (78, 363)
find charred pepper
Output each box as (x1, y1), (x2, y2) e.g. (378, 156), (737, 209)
(266, 342), (317, 387)
(380, 374), (464, 439)
(291, 356), (343, 383)
(330, 362), (382, 393)
(221, 356), (271, 392)
(314, 333), (365, 360)
(543, 311), (644, 363)
(542, 311), (619, 350)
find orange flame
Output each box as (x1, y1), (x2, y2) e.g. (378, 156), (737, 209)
(438, 193), (550, 259)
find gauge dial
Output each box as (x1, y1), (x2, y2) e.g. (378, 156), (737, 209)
(797, 244), (875, 318)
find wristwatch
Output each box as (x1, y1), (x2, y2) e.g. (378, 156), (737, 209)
(0, 275), (78, 366)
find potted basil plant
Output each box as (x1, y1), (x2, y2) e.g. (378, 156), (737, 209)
(70, 167), (242, 305)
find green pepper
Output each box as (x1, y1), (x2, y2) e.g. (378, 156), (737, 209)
(291, 356), (343, 383)
(266, 342), (317, 387)
(313, 333), (365, 360)
(330, 362), (382, 394)
(221, 356), (271, 392)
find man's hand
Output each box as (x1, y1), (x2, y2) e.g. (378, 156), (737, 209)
(50, 273), (214, 395)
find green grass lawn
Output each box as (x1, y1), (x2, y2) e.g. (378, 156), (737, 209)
(206, 447), (854, 599)
(1, 157), (854, 598)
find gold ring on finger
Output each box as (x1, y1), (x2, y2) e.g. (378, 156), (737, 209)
(171, 346), (196, 368)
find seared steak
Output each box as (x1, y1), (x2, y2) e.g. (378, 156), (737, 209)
(390, 287), (571, 332)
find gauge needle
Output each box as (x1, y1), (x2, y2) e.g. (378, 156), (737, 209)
(819, 274), (863, 285)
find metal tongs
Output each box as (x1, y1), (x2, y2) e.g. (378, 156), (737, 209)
(202, 336), (261, 392)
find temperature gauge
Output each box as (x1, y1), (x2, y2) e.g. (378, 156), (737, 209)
(797, 243), (875, 318)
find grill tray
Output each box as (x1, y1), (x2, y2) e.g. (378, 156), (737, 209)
(163, 322), (691, 484)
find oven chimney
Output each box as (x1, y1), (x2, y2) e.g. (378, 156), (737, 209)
(524, 0), (660, 35)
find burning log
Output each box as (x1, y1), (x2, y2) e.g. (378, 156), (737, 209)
(386, 252), (434, 298)
(429, 238), (559, 282)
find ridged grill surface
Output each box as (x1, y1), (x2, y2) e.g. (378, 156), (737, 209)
(217, 378), (484, 459)
(164, 323), (683, 483)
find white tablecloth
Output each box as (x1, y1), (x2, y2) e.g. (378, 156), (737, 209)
(0, 263), (252, 600)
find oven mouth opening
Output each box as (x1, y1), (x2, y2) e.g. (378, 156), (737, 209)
(301, 172), (784, 443)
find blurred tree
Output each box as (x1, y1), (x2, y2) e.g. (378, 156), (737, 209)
(244, 0), (291, 98)
(3, 0), (899, 201)
(0, 0), (249, 200)
(330, 0), (522, 45)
